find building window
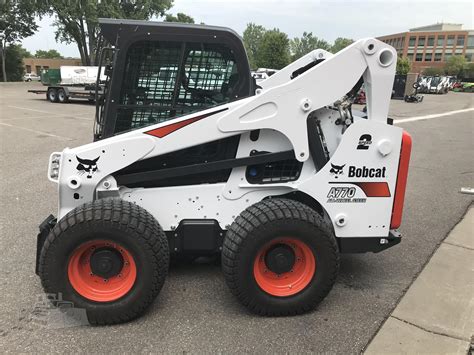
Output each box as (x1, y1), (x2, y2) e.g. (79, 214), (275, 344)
(415, 53), (423, 61)
(437, 35), (445, 46)
(468, 35), (474, 49)
(424, 52), (432, 61)
(456, 36), (465, 46)
(465, 53), (473, 62)
(418, 36), (425, 46)
(409, 36), (416, 46)
(444, 53), (452, 61)
(427, 36), (434, 46)
(434, 53), (442, 61)
(26, 65), (31, 73)
(447, 35), (455, 46)
(407, 54), (413, 62)
(35, 66), (41, 74)
(43, 66), (49, 70)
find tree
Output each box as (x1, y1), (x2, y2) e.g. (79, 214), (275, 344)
(423, 67), (444, 76)
(255, 29), (290, 70)
(0, 0), (38, 81)
(444, 55), (467, 76)
(34, 49), (64, 59)
(36, 0), (173, 66)
(396, 56), (411, 75)
(0, 44), (31, 81)
(243, 23), (266, 69)
(290, 32), (330, 61)
(330, 37), (354, 53)
(164, 12), (194, 23)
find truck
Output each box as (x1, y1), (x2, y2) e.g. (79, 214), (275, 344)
(28, 66), (106, 103)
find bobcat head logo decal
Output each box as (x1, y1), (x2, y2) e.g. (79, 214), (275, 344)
(76, 156), (100, 179)
(330, 163), (345, 178)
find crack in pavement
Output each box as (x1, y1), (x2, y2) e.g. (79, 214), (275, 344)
(442, 241), (474, 251)
(391, 315), (470, 342)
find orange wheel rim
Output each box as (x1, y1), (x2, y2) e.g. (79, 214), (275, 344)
(67, 240), (137, 302)
(253, 238), (316, 297)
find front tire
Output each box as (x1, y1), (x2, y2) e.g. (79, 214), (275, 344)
(38, 199), (169, 325)
(222, 198), (339, 316)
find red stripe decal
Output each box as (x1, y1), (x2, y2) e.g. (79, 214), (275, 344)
(144, 107), (228, 138)
(352, 182), (391, 197)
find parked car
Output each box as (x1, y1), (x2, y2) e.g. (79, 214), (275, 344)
(428, 76), (449, 94)
(453, 82), (474, 93)
(23, 73), (41, 82)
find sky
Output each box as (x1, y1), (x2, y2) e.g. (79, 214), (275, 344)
(21, 0), (474, 58)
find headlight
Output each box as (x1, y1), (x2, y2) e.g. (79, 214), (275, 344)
(48, 152), (62, 182)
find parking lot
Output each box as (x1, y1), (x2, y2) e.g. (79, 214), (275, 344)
(0, 82), (473, 353)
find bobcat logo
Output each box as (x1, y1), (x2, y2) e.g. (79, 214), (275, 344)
(76, 156), (99, 179)
(329, 163), (345, 178)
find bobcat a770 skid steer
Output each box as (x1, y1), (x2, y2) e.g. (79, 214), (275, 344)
(36, 18), (412, 325)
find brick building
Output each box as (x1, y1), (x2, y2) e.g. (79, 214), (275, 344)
(377, 23), (474, 73)
(23, 58), (82, 75)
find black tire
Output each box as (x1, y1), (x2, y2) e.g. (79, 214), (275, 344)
(57, 88), (69, 103)
(222, 198), (339, 316)
(47, 88), (58, 103)
(38, 199), (169, 325)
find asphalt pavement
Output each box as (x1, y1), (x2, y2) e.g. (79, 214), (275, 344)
(0, 82), (473, 353)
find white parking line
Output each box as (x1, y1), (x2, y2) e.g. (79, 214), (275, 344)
(0, 122), (72, 140)
(7, 105), (57, 115)
(395, 107), (474, 124)
(5, 105), (93, 121)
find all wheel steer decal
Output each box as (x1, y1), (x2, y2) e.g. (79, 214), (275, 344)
(327, 181), (391, 203)
(144, 107), (228, 138)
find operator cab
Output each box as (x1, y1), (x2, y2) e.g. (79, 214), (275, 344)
(95, 18), (253, 140)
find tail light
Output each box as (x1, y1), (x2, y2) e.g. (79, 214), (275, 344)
(391, 131), (412, 229)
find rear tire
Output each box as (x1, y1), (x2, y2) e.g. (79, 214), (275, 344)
(222, 198), (339, 316)
(57, 88), (69, 103)
(47, 88), (58, 103)
(38, 199), (169, 325)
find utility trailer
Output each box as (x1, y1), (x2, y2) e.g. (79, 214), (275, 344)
(28, 66), (106, 103)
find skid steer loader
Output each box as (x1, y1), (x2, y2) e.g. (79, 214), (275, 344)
(36, 18), (412, 325)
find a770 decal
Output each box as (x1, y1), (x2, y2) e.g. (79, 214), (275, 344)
(326, 182), (391, 203)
